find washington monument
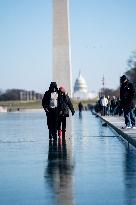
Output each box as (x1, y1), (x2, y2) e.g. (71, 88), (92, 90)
(53, 0), (72, 96)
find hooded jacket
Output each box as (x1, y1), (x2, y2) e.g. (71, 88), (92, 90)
(58, 92), (75, 117)
(42, 82), (58, 111)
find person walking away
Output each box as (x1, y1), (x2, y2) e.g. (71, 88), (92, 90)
(58, 86), (75, 140)
(120, 75), (136, 129)
(42, 82), (59, 140)
(78, 101), (83, 118)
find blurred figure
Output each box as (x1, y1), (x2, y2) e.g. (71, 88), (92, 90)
(120, 75), (136, 129)
(78, 101), (83, 118)
(106, 96), (111, 116)
(42, 82), (59, 140)
(58, 86), (75, 140)
(110, 96), (117, 115)
(100, 95), (108, 116)
(95, 97), (102, 113)
(116, 97), (123, 116)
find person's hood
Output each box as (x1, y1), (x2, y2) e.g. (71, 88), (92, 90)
(120, 75), (128, 84)
(49, 82), (58, 92)
(59, 86), (65, 93)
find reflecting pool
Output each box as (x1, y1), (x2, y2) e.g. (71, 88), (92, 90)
(0, 111), (136, 205)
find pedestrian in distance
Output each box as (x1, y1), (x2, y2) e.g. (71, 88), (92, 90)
(78, 101), (83, 118)
(120, 75), (136, 129)
(58, 86), (75, 140)
(100, 95), (108, 116)
(42, 82), (59, 140)
(106, 96), (111, 116)
(110, 96), (117, 115)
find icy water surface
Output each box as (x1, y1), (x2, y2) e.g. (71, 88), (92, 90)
(0, 111), (136, 205)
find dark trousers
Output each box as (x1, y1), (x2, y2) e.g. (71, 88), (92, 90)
(58, 116), (66, 137)
(101, 106), (107, 116)
(47, 108), (58, 139)
(123, 107), (136, 126)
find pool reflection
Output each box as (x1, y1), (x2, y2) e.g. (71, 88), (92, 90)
(45, 138), (74, 205)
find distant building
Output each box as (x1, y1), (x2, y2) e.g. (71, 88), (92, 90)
(20, 91), (43, 101)
(73, 72), (97, 100)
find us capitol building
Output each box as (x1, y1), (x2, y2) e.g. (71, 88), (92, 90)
(73, 72), (97, 100)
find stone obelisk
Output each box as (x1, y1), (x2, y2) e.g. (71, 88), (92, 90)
(53, 0), (72, 96)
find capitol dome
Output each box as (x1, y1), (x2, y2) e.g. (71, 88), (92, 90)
(74, 72), (88, 93)
(73, 72), (97, 100)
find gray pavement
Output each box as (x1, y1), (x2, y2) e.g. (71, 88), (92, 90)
(99, 115), (136, 148)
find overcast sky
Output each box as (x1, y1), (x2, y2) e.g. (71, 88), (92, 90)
(0, 0), (136, 93)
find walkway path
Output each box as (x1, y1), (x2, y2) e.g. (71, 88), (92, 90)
(98, 114), (136, 148)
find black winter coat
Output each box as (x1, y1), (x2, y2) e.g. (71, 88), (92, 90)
(58, 94), (75, 117)
(42, 90), (58, 111)
(120, 82), (135, 108)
